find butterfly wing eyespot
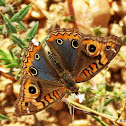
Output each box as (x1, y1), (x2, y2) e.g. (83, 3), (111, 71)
(29, 66), (38, 76)
(25, 78), (40, 98)
(25, 102), (29, 106)
(14, 75), (67, 116)
(21, 41), (58, 81)
(29, 86), (36, 94)
(85, 43), (98, 57)
(56, 39), (63, 45)
(75, 34), (122, 83)
(106, 45), (110, 50)
(71, 39), (78, 49)
(46, 29), (82, 71)
(34, 53), (40, 60)
(88, 44), (96, 52)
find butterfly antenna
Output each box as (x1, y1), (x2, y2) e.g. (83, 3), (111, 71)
(62, 98), (96, 115)
(72, 105), (75, 123)
(72, 94), (76, 123)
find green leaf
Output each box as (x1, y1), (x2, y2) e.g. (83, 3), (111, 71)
(0, 25), (4, 33)
(11, 35), (27, 49)
(0, 0), (6, 6)
(18, 21), (27, 31)
(11, 46), (19, 55)
(0, 49), (10, 58)
(63, 16), (75, 22)
(0, 62), (8, 65)
(93, 26), (102, 36)
(9, 47), (15, 60)
(92, 115), (108, 126)
(41, 36), (48, 47)
(2, 15), (17, 34)
(11, 3), (32, 22)
(121, 91), (126, 98)
(104, 98), (114, 106)
(104, 110), (113, 116)
(122, 35), (126, 45)
(0, 25), (4, 29)
(24, 22), (39, 43)
(14, 21), (27, 32)
(6, 63), (17, 68)
(0, 58), (11, 63)
(15, 69), (21, 79)
(0, 114), (9, 120)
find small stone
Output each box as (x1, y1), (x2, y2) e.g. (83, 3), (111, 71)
(121, 68), (126, 82)
(58, 111), (72, 126)
(109, 23), (123, 37)
(51, 101), (64, 111)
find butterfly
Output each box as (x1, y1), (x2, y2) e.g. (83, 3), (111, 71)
(14, 28), (122, 116)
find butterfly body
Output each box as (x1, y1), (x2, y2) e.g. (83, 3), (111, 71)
(41, 42), (79, 93)
(14, 28), (122, 116)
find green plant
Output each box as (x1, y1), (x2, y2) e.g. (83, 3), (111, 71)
(0, 1), (38, 119)
(0, 114), (9, 120)
(93, 26), (102, 36)
(0, 1), (38, 73)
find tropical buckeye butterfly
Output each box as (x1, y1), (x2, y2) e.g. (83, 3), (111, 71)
(14, 28), (122, 116)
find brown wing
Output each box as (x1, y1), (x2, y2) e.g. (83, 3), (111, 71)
(46, 28), (82, 72)
(14, 75), (67, 116)
(73, 34), (122, 82)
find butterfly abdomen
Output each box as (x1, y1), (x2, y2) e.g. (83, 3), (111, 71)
(59, 71), (79, 93)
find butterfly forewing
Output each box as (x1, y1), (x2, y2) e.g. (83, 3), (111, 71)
(46, 28), (82, 72)
(21, 41), (59, 81)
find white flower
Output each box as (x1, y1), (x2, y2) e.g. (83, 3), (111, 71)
(32, 39), (39, 46)
(13, 68), (20, 71)
(76, 93), (85, 103)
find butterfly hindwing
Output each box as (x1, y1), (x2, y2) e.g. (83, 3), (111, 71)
(14, 75), (67, 116)
(74, 34), (122, 82)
